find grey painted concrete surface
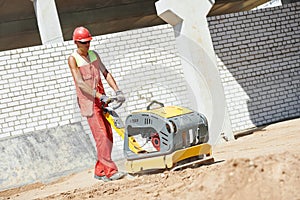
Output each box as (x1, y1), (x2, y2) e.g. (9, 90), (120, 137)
(0, 123), (96, 191)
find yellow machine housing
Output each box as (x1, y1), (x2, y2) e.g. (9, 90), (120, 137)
(123, 102), (212, 173)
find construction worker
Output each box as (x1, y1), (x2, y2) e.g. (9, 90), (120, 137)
(68, 26), (126, 182)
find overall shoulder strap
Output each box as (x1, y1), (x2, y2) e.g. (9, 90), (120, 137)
(88, 50), (98, 62)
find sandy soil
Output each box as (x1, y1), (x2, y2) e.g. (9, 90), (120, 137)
(1, 118), (300, 200)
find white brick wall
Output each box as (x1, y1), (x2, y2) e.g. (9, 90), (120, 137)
(208, 2), (300, 131)
(0, 24), (188, 160)
(0, 3), (299, 161)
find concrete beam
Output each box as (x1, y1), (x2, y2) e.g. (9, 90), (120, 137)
(156, 0), (234, 144)
(32, 0), (64, 44)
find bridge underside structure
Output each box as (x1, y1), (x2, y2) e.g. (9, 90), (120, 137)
(0, 0), (274, 51)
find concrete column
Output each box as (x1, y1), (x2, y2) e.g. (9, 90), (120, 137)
(156, 0), (234, 144)
(32, 0), (64, 44)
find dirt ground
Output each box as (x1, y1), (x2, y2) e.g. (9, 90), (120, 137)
(1, 118), (300, 200)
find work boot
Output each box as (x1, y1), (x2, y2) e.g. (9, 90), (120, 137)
(108, 171), (127, 181)
(94, 171), (126, 182)
(94, 174), (110, 182)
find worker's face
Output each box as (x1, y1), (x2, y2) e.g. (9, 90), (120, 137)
(76, 40), (90, 51)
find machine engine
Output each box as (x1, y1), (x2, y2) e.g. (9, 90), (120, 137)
(124, 103), (209, 161)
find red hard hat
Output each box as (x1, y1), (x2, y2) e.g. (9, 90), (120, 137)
(73, 26), (92, 42)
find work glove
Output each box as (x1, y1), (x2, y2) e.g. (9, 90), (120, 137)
(100, 94), (111, 104)
(116, 90), (125, 103)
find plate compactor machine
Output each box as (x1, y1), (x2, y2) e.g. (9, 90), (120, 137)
(104, 100), (214, 174)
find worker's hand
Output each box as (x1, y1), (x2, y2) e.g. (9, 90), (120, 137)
(100, 94), (111, 104)
(116, 90), (125, 103)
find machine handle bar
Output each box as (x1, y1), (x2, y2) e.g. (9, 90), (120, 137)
(106, 96), (123, 110)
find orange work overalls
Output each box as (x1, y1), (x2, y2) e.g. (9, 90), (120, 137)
(71, 50), (118, 178)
